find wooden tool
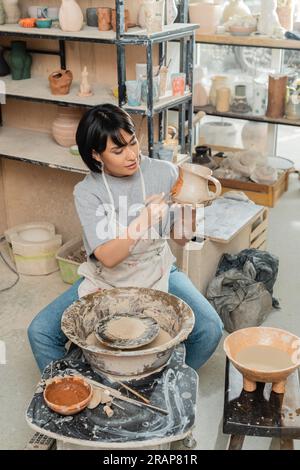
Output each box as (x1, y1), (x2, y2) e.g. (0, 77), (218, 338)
(117, 380), (150, 404)
(76, 375), (168, 415)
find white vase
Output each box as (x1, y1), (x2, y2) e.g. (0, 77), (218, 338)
(3, 0), (20, 24)
(258, 0), (280, 36)
(222, 0), (251, 23)
(165, 0), (177, 25)
(59, 0), (83, 32)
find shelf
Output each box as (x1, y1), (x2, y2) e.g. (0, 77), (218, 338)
(1, 76), (192, 115)
(124, 92), (192, 114)
(0, 23), (121, 44)
(0, 126), (190, 172)
(194, 105), (300, 127)
(195, 33), (300, 50)
(0, 76), (117, 108)
(0, 23), (197, 45)
(0, 126), (88, 174)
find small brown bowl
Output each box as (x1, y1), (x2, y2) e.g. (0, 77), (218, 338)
(43, 375), (93, 415)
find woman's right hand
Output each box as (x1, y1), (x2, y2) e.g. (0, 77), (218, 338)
(128, 193), (168, 240)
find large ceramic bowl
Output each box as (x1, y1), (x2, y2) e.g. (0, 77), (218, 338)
(62, 288), (195, 379)
(224, 327), (300, 394)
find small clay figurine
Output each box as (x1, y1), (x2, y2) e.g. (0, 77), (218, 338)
(49, 69), (73, 95)
(77, 66), (93, 97)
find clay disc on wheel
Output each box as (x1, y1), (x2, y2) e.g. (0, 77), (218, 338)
(95, 313), (160, 350)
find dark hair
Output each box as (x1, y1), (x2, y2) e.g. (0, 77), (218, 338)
(76, 104), (136, 173)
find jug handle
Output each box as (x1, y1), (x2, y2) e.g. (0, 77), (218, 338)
(207, 176), (222, 200)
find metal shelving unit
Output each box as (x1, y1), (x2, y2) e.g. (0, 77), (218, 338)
(195, 32), (300, 154)
(0, 0), (196, 160)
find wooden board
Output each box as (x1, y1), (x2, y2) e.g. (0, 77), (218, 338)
(196, 197), (264, 244)
(196, 32), (300, 50)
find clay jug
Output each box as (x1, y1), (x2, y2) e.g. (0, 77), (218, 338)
(0, 0), (6, 24)
(7, 41), (32, 80)
(59, 0), (83, 32)
(171, 163), (222, 205)
(0, 46), (10, 76)
(48, 69), (73, 95)
(52, 107), (82, 147)
(3, 0), (20, 23)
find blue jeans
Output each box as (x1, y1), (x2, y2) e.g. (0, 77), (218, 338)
(28, 266), (223, 372)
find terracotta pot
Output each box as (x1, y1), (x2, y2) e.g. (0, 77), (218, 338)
(48, 69), (73, 95)
(224, 327), (300, 394)
(44, 376), (93, 415)
(97, 7), (112, 31)
(171, 163), (222, 205)
(52, 107), (82, 147)
(111, 8), (129, 32)
(277, 4), (294, 31)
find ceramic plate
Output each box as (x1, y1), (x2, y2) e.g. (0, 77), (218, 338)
(95, 313), (160, 350)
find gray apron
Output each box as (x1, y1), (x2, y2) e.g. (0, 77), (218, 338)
(78, 167), (175, 298)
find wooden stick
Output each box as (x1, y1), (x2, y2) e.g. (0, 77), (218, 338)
(79, 375), (168, 415)
(117, 381), (150, 404)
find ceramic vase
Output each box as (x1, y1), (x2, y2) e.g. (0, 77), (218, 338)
(258, 0), (280, 36)
(49, 69), (73, 95)
(209, 75), (229, 106)
(86, 7), (98, 27)
(266, 74), (288, 118)
(189, 2), (223, 34)
(0, 0), (6, 24)
(52, 107), (82, 147)
(3, 0), (20, 24)
(165, 0), (177, 25)
(222, 0), (251, 23)
(138, 0), (165, 32)
(253, 77), (268, 115)
(0, 46), (10, 76)
(59, 0), (83, 32)
(7, 41), (32, 80)
(97, 7), (112, 31)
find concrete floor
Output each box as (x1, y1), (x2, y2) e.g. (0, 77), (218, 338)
(0, 174), (299, 450)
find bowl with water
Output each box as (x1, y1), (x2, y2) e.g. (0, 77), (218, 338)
(224, 327), (300, 394)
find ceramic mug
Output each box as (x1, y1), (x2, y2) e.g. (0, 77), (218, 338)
(171, 163), (222, 205)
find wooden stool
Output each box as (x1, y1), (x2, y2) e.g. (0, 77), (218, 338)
(223, 359), (300, 450)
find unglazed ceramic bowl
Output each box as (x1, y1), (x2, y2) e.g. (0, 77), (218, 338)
(224, 327), (300, 394)
(44, 375), (93, 415)
(61, 288), (195, 379)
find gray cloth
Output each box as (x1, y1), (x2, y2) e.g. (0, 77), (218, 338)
(206, 268), (273, 333)
(74, 155), (179, 256)
(216, 249), (280, 308)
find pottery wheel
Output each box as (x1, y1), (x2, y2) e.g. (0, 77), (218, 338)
(95, 313), (160, 350)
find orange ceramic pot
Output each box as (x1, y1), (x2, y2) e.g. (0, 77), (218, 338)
(48, 69), (73, 95)
(52, 107), (83, 147)
(44, 375), (92, 415)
